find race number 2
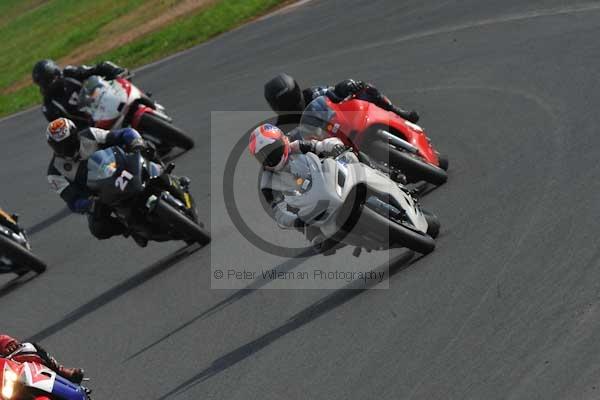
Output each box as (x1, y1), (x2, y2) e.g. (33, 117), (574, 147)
(115, 170), (134, 191)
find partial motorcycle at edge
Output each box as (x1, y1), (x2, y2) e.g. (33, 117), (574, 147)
(0, 208), (46, 276)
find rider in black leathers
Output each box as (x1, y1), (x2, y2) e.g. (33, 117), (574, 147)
(264, 73), (420, 133)
(32, 59), (127, 129)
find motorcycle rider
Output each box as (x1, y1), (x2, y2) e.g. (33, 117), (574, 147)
(32, 59), (128, 128)
(45, 117), (150, 247)
(0, 334), (84, 384)
(249, 123), (346, 252)
(264, 73), (420, 130)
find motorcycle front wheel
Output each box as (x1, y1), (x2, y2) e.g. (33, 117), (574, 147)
(0, 234), (47, 274)
(360, 205), (436, 254)
(153, 199), (211, 246)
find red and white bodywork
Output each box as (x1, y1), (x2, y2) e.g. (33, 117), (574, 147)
(79, 76), (169, 131)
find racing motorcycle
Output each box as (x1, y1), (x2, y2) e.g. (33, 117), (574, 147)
(0, 352), (90, 400)
(284, 149), (440, 255)
(87, 146), (211, 246)
(300, 96), (449, 185)
(78, 75), (194, 153)
(0, 209), (46, 275)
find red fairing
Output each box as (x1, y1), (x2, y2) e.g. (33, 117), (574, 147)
(323, 98), (440, 166)
(95, 118), (117, 130)
(131, 105), (154, 129)
(10, 354), (45, 365)
(116, 78), (132, 97)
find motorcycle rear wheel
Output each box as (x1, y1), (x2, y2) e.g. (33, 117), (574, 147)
(0, 234), (47, 274)
(138, 113), (195, 150)
(369, 140), (448, 185)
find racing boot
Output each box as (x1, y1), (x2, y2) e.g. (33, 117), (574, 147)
(393, 106), (419, 124)
(123, 230), (149, 248)
(179, 176), (191, 191)
(130, 232), (148, 248)
(57, 366), (85, 385)
(45, 355), (85, 384)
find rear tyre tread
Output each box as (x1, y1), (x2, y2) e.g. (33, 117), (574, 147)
(369, 140), (447, 185)
(139, 113), (195, 150)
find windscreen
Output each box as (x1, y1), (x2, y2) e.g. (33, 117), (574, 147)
(79, 75), (107, 108)
(87, 148), (117, 182)
(297, 96), (336, 140)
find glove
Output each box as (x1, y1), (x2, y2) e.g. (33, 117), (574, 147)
(407, 110), (420, 123)
(334, 79), (366, 98)
(73, 197), (95, 214)
(273, 201), (299, 228)
(315, 138), (346, 156)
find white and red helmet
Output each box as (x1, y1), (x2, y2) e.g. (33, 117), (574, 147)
(249, 124), (290, 171)
(46, 118), (80, 158)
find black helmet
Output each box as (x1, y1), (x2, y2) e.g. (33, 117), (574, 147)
(32, 60), (62, 92)
(264, 73), (305, 114)
(46, 118), (80, 159)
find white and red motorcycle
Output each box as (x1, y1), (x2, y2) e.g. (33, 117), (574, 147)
(78, 75), (194, 152)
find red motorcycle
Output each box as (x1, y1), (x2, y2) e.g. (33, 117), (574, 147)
(300, 96), (448, 185)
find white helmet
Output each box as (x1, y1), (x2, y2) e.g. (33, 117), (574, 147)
(248, 124), (290, 171)
(46, 118), (80, 159)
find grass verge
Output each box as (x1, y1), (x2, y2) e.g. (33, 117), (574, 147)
(0, 0), (287, 118)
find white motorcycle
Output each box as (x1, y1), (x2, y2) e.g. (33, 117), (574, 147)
(283, 150), (439, 255)
(78, 75), (194, 152)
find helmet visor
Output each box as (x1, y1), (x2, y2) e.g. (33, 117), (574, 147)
(256, 140), (285, 168)
(49, 133), (80, 158)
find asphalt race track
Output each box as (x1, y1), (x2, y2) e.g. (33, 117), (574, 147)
(2, 0), (600, 398)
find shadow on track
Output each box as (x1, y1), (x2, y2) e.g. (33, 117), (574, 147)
(26, 208), (71, 236)
(27, 243), (205, 343)
(156, 250), (419, 400)
(0, 272), (39, 299)
(126, 248), (315, 361)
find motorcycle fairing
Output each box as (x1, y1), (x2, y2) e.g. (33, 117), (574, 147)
(284, 152), (428, 246)
(302, 96), (440, 166)
(87, 147), (144, 206)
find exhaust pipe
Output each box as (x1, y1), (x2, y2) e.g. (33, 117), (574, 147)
(376, 129), (418, 154)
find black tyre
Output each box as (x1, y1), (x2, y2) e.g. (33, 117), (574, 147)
(437, 152), (449, 171)
(369, 140), (447, 185)
(360, 206), (436, 254)
(138, 113), (195, 150)
(0, 234), (47, 274)
(154, 199), (211, 246)
(421, 210), (440, 239)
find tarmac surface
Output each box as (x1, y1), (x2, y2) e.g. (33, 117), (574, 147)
(2, 1), (600, 398)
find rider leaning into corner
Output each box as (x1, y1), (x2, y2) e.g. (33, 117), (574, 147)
(249, 123), (346, 253)
(32, 59), (128, 129)
(45, 118), (151, 247)
(0, 334), (84, 384)
(264, 73), (420, 133)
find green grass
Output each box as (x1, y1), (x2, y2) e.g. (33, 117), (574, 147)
(97, 0), (285, 67)
(0, 0), (287, 117)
